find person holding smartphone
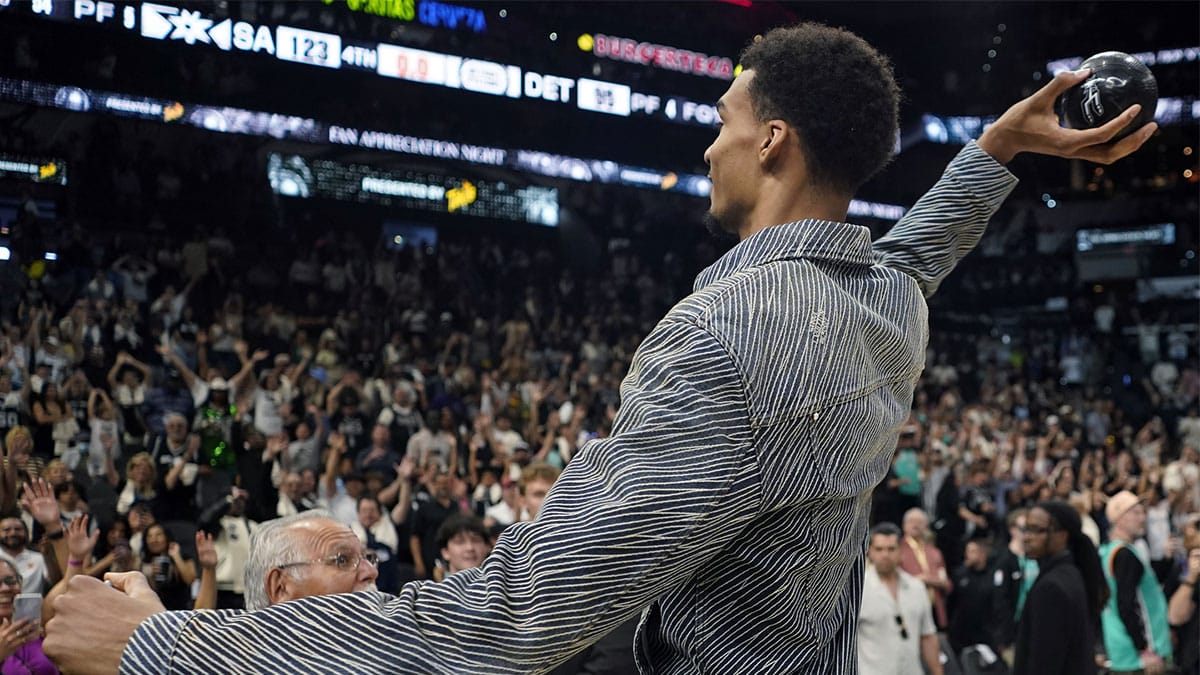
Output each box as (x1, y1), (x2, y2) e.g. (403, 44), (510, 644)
(137, 525), (196, 611)
(0, 556), (55, 673)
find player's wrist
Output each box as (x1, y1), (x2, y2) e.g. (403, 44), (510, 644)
(976, 128), (1017, 165)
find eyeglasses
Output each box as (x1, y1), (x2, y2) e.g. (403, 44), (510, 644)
(0, 575), (21, 587)
(278, 551), (379, 573)
(894, 614), (909, 640)
(1020, 525), (1056, 535)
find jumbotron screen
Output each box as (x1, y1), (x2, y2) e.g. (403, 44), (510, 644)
(268, 154), (560, 227)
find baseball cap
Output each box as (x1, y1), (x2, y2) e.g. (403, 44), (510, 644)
(1106, 490), (1142, 524)
(209, 377), (230, 392)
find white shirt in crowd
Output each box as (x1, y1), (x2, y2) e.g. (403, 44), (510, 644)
(216, 516), (257, 594)
(857, 564), (936, 675)
(6, 548), (48, 595)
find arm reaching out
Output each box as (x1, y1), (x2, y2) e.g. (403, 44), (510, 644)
(874, 69), (1154, 299)
(43, 515), (99, 625)
(193, 532), (218, 610)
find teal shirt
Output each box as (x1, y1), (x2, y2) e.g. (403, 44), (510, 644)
(1099, 541), (1172, 670)
(1015, 556), (1038, 618)
(894, 449), (921, 497)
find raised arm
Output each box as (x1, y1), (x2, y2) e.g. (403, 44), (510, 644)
(44, 515), (99, 625)
(1169, 550), (1200, 626)
(23, 478), (67, 579)
(157, 343), (200, 394)
(309, 403), (326, 441)
(285, 348), (313, 385)
(874, 70), (1154, 298)
(168, 542), (197, 587)
(321, 433), (346, 497)
(106, 353), (127, 391)
(87, 389), (103, 422)
(102, 441), (121, 488)
(229, 348), (267, 399)
(195, 331), (210, 381)
(382, 457), (416, 520)
(192, 532), (218, 610)
(325, 381), (347, 417)
(120, 353), (154, 388)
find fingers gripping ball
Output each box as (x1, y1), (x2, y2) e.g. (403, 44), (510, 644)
(1060, 51), (1157, 141)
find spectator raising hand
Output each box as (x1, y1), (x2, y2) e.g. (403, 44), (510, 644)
(21, 478), (64, 540)
(194, 531), (218, 610)
(66, 515), (100, 567)
(43, 515), (100, 625)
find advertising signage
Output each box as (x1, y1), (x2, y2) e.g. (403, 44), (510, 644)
(4, 0), (719, 129)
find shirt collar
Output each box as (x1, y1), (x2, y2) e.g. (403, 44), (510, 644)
(1037, 550), (1073, 574)
(694, 219), (875, 292)
(866, 563), (913, 590)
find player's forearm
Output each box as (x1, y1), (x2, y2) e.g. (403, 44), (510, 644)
(872, 141), (1017, 298)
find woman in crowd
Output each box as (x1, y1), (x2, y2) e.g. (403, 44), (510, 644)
(1, 427), (40, 513)
(30, 384), (69, 462)
(85, 519), (137, 577)
(138, 523), (196, 611)
(86, 389), (121, 484)
(0, 557), (55, 673)
(115, 452), (156, 515)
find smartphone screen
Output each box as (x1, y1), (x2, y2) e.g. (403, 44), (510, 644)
(13, 593), (40, 625)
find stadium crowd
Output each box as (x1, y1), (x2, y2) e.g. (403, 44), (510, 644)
(0, 67), (1197, 675)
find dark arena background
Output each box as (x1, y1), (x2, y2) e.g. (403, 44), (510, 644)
(0, 1), (1197, 673)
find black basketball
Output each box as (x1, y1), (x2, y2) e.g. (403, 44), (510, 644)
(1059, 51), (1158, 141)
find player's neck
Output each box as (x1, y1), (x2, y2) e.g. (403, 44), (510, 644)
(739, 180), (850, 241)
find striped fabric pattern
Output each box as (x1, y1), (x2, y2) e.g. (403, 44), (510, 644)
(121, 141), (1015, 674)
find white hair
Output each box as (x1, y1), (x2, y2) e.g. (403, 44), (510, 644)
(902, 508), (928, 525)
(242, 510), (335, 611)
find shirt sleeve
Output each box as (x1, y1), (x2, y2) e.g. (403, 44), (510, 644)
(121, 318), (762, 674)
(1112, 546), (1149, 651)
(918, 589), (937, 637)
(189, 382), (209, 409)
(872, 140), (1018, 298)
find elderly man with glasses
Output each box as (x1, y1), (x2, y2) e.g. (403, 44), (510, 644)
(858, 522), (943, 675)
(241, 510), (379, 611)
(48, 511), (379, 622)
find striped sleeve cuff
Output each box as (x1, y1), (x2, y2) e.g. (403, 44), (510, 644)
(949, 140), (1019, 211)
(120, 610), (193, 675)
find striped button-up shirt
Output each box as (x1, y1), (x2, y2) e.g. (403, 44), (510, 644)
(121, 142), (1015, 674)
